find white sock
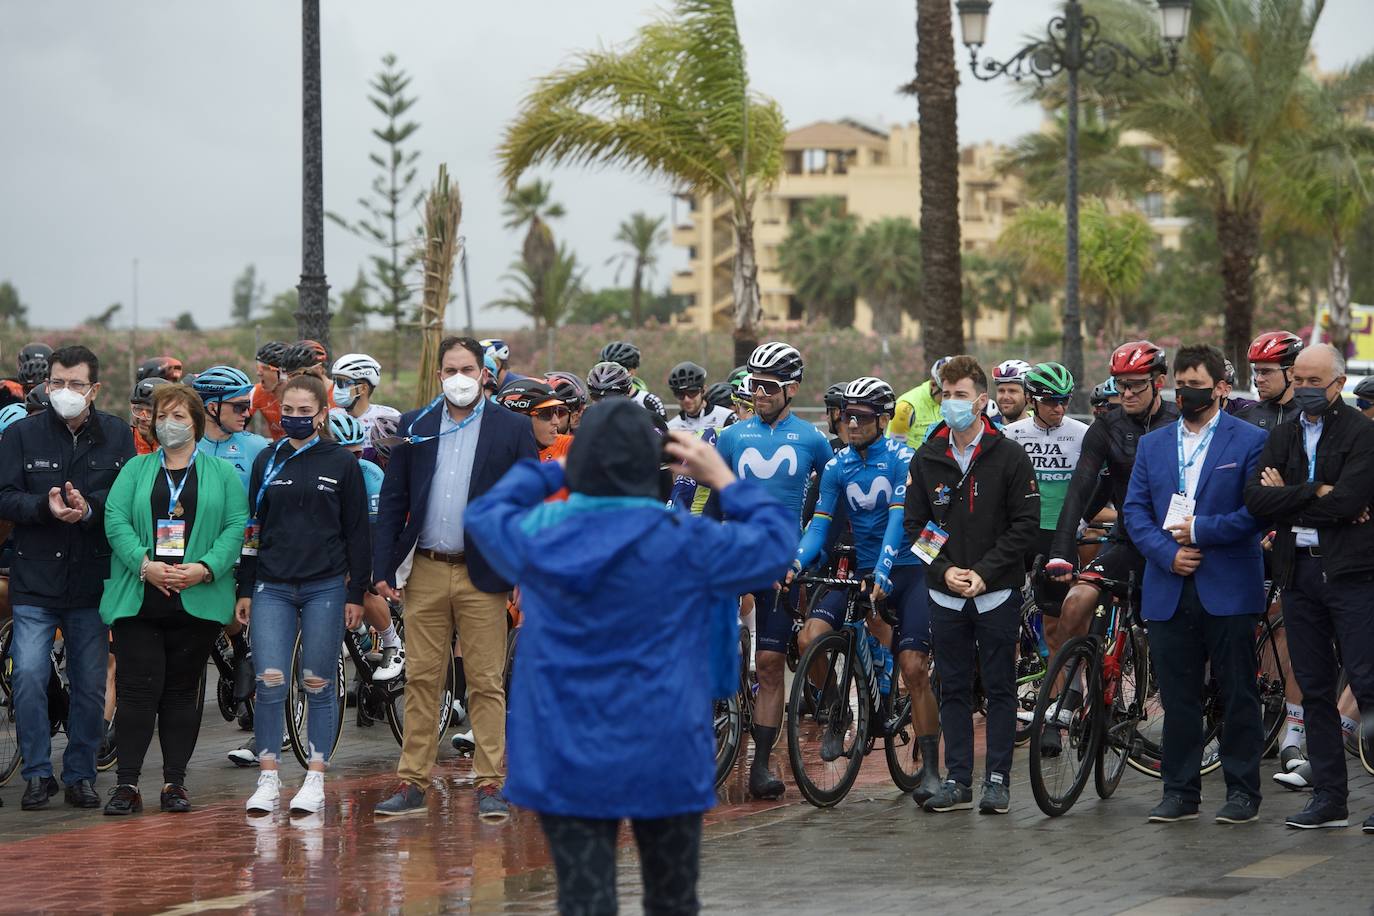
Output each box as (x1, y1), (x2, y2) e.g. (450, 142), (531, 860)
(1282, 703), (1305, 749)
(1341, 715), (1358, 738)
(379, 624), (400, 649)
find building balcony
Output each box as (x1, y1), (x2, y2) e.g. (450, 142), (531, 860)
(671, 223), (699, 248)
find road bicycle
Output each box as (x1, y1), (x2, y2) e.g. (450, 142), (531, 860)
(714, 625), (754, 788)
(785, 564), (923, 808)
(285, 598), (457, 768)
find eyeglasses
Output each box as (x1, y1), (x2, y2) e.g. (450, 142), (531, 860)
(1251, 366), (1284, 378)
(48, 379), (92, 393)
(750, 378), (785, 397)
(131, 405), (151, 418)
(531, 406), (570, 422)
(1115, 378), (1154, 395)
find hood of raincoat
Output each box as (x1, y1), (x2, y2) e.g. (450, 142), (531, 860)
(517, 493), (669, 594)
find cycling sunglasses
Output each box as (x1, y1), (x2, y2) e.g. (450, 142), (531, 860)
(1035, 396), (1071, 407)
(216, 401), (254, 415)
(531, 405), (570, 422)
(840, 408), (878, 424)
(672, 387), (703, 398)
(750, 378), (786, 397)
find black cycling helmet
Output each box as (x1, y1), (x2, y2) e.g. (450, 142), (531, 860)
(667, 361), (707, 394)
(370, 412), (400, 464)
(136, 356), (183, 383)
(704, 381), (734, 410)
(25, 381), (50, 414)
(545, 370), (588, 410)
(824, 382), (847, 410)
(1090, 378), (1119, 406)
(278, 341), (325, 373)
(497, 379), (561, 414)
(842, 377), (896, 415)
(600, 341), (641, 370)
(1353, 376), (1374, 403)
(17, 342), (51, 386)
(130, 376), (171, 407)
(255, 340), (289, 368)
(586, 361), (634, 397)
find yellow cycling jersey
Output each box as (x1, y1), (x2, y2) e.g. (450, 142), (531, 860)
(890, 381), (941, 448)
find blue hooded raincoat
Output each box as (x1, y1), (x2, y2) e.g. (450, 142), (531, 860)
(465, 458), (795, 818)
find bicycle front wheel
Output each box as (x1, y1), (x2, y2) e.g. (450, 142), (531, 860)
(1255, 615), (1288, 758)
(1096, 628), (1148, 799)
(0, 621), (20, 786)
(786, 629), (869, 808)
(1029, 635), (1103, 817)
(287, 634), (346, 768)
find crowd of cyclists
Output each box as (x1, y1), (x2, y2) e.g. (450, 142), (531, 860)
(0, 326), (1369, 835)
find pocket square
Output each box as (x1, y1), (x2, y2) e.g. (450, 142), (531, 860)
(1216, 462), (1238, 470)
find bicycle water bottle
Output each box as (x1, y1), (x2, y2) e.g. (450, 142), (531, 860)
(869, 634), (893, 698)
(1033, 614), (1049, 660)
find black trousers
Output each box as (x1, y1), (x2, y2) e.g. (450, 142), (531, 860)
(1146, 578), (1262, 804)
(929, 589), (1020, 787)
(538, 812), (702, 916)
(112, 614), (220, 787)
(1283, 554), (1374, 806)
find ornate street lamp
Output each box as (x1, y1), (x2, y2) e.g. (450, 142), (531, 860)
(955, 0), (1191, 410)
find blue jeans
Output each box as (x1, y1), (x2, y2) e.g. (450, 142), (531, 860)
(249, 578), (345, 765)
(11, 605), (109, 783)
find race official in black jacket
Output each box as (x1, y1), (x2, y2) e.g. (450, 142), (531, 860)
(234, 375), (370, 814)
(903, 356), (1039, 815)
(0, 345), (134, 810)
(1243, 344), (1374, 831)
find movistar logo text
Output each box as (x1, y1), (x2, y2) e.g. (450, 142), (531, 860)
(737, 445), (798, 480)
(846, 476), (894, 511)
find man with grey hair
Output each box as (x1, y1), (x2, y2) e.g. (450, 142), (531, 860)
(1245, 342), (1374, 832)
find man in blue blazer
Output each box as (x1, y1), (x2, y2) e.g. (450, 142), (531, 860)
(1124, 344), (1268, 826)
(371, 336), (538, 820)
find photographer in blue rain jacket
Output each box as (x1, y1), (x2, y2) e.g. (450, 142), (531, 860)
(466, 397), (794, 916)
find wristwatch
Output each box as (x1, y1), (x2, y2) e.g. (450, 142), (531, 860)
(198, 561), (214, 583)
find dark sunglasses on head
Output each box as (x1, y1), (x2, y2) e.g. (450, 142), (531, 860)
(751, 378), (785, 396)
(531, 406), (569, 422)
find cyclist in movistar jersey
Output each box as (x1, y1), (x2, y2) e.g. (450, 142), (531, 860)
(330, 353), (401, 454)
(890, 357), (949, 447)
(992, 359), (1033, 426)
(789, 377), (943, 802)
(1003, 362), (1088, 565)
(329, 408), (403, 681)
(714, 342), (831, 799)
(667, 361), (732, 431)
(193, 366), (270, 491)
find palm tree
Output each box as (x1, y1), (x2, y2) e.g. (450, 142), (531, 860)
(607, 213), (668, 327)
(1098, 0), (1328, 383)
(488, 243), (585, 333)
(902, 0), (964, 358)
(853, 218), (922, 337)
(999, 199), (1154, 346)
(498, 0), (785, 364)
(777, 197), (860, 327)
(1266, 61), (1374, 356)
(999, 110), (1158, 204)
(503, 180), (565, 279)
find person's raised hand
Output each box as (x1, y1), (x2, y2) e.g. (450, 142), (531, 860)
(664, 430), (735, 491)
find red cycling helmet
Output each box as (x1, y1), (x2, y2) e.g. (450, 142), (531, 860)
(1109, 340), (1166, 377)
(1247, 331), (1303, 367)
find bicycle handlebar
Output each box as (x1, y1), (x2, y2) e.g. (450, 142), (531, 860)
(794, 574), (873, 590)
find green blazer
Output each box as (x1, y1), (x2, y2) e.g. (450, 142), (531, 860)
(100, 449), (249, 626)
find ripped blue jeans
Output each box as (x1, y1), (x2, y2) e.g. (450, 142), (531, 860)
(249, 577), (346, 766)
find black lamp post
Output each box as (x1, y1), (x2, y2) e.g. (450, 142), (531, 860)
(296, 0), (332, 349)
(955, 0), (1191, 410)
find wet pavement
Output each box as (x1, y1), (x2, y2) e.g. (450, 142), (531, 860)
(3, 696), (1373, 914)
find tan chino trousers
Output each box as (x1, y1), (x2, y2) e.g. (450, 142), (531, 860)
(397, 554), (509, 789)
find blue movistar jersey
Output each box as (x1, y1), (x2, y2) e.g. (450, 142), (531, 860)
(715, 413), (831, 530)
(359, 457), (385, 523)
(796, 436), (918, 590)
(197, 431), (270, 492)
(668, 427), (718, 515)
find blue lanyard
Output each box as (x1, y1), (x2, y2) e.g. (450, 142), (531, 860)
(1176, 418), (1216, 495)
(159, 450), (194, 517)
(404, 396), (483, 445)
(254, 436), (320, 513)
(1305, 425), (1320, 482)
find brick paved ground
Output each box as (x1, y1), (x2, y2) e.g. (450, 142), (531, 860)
(2, 691), (1371, 914)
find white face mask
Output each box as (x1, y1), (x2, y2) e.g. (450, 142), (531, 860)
(332, 380), (356, 408)
(50, 387), (89, 420)
(156, 419), (194, 449)
(442, 372), (480, 408)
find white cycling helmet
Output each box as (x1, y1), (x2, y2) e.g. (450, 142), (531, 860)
(331, 353), (382, 388)
(930, 356), (952, 385)
(747, 342), (804, 382)
(842, 377), (896, 415)
(993, 359), (1033, 387)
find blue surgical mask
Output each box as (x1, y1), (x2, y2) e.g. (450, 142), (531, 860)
(333, 380), (356, 408)
(281, 414), (318, 440)
(941, 398), (978, 432)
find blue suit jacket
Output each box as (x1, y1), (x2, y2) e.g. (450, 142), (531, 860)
(1123, 410), (1267, 621)
(373, 398), (539, 594)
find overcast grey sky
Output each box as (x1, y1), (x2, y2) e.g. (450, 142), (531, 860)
(1, 2), (1368, 333)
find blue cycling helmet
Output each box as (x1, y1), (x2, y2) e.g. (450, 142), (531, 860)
(192, 365), (254, 403)
(0, 402), (28, 434)
(328, 408), (366, 447)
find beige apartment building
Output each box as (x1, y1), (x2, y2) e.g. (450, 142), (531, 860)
(669, 118), (1185, 340)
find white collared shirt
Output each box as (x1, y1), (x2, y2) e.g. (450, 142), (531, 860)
(1178, 409), (1221, 501)
(1294, 413), (1323, 548)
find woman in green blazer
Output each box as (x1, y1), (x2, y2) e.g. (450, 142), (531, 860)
(99, 385), (248, 815)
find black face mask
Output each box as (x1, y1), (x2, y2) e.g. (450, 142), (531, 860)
(1176, 386), (1216, 420)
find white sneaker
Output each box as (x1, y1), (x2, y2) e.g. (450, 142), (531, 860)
(290, 771), (326, 815)
(247, 770), (281, 813)
(451, 699), (470, 729)
(228, 738), (259, 768)
(373, 645), (405, 682)
(450, 730), (475, 754)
